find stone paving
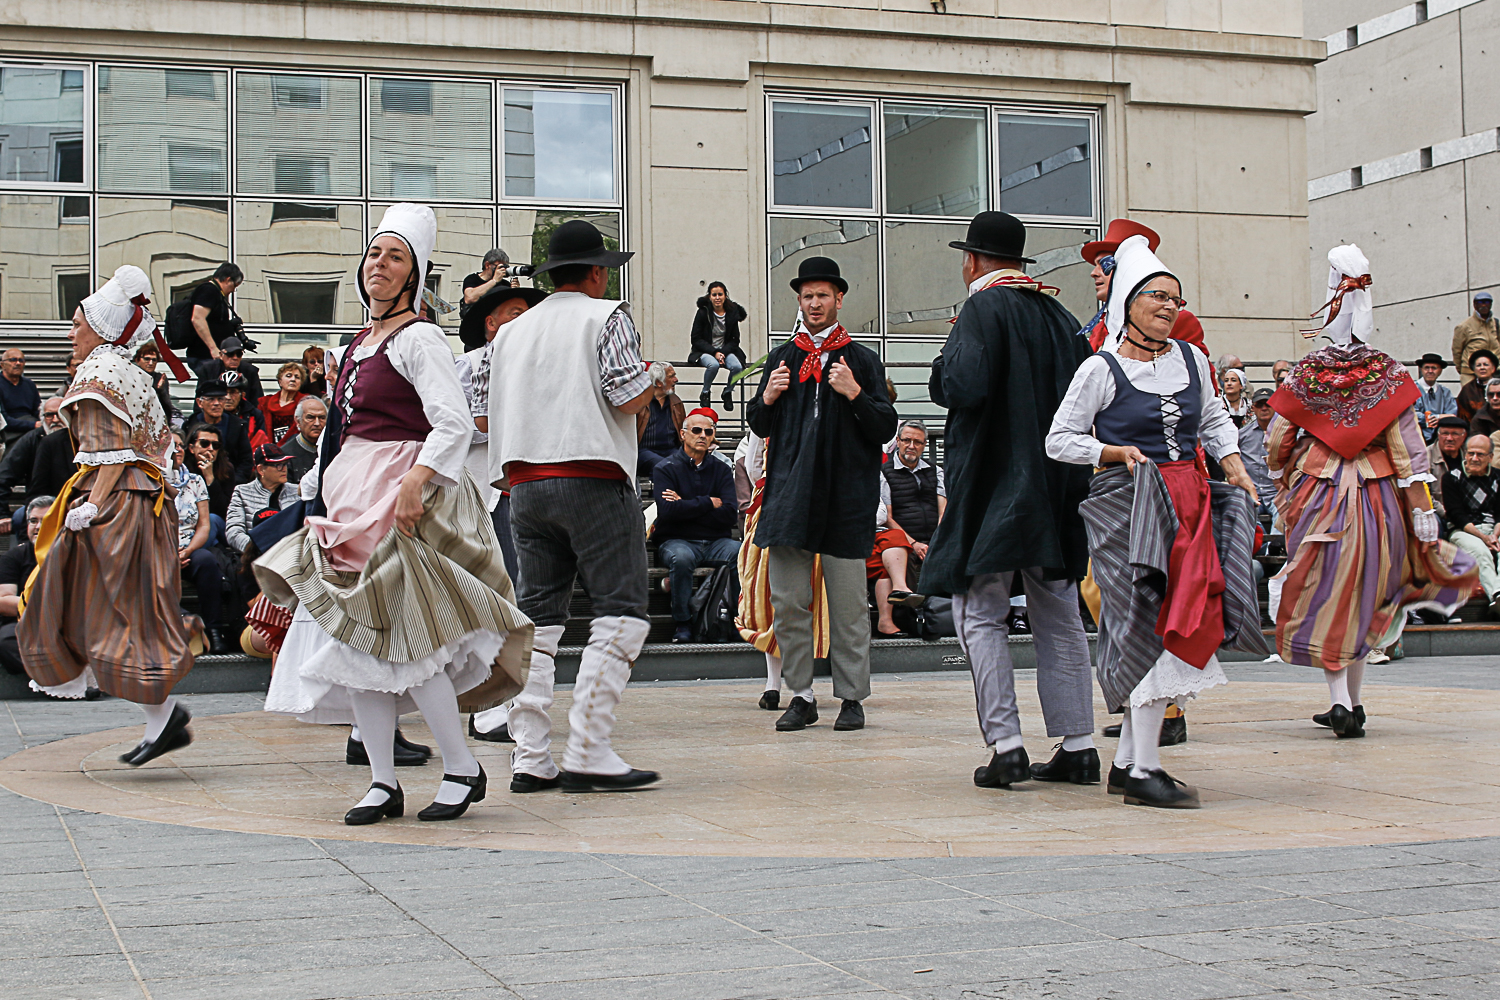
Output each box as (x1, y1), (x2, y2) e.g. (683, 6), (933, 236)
(1, 658), (1497, 999)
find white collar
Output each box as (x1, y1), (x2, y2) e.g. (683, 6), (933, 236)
(967, 270), (1006, 297)
(893, 456), (930, 473)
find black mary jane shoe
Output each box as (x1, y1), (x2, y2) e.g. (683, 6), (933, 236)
(345, 782), (404, 826)
(510, 771), (563, 793)
(1122, 768), (1200, 809)
(469, 715), (514, 744)
(346, 732), (428, 767)
(560, 768), (660, 792)
(418, 765), (487, 821)
(1107, 764), (1131, 795)
(119, 704), (193, 767)
(1313, 705), (1365, 731)
(833, 700), (865, 731)
(775, 696), (819, 732)
(974, 746), (1031, 789)
(395, 728), (432, 758)
(1029, 745), (1101, 785)
(1325, 704), (1365, 739)
(758, 689), (780, 711)
(1159, 714), (1188, 746)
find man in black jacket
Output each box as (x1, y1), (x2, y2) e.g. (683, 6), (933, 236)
(746, 257), (898, 733)
(652, 408), (739, 643)
(0, 395), (62, 535)
(191, 380), (253, 484)
(921, 212), (1097, 791)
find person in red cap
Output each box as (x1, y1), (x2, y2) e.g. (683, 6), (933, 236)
(1079, 220), (1213, 373)
(225, 443), (299, 553)
(652, 407), (740, 643)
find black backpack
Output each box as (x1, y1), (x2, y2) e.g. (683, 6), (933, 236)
(165, 299), (196, 351)
(690, 564), (740, 643)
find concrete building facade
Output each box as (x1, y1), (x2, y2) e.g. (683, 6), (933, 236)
(1306, 0), (1498, 369)
(0, 0), (1319, 398)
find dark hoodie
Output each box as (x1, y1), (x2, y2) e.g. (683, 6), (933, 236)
(688, 295), (747, 366)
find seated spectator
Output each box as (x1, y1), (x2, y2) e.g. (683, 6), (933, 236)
(226, 444), (298, 553)
(1413, 353), (1457, 444)
(0, 495), (51, 676)
(882, 419), (947, 573)
(59, 354), (79, 393)
(302, 346), (328, 398)
(1271, 359), (1293, 385)
(168, 431), (233, 654)
(190, 379), (253, 482)
(219, 371), (271, 448)
(0, 395), (63, 535)
(1221, 368), (1251, 427)
(0, 347), (41, 447)
(133, 343), (181, 427)
(283, 396), (326, 484)
(653, 408), (738, 643)
(26, 410), (78, 502)
(688, 282), (748, 410)
(186, 423), (235, 525)
(1237, 389), (1277, 516)
(1442, 435), (1500, 616)
(194, 335), (264, 401)
(1429, 416), (1470, 528)
(258, 362), (309, 446)
(1469, 377), (1500, 441)
(868, 481), (919, 637)
(637, 361), (685, 477)
(1457, 350), (1497, 423)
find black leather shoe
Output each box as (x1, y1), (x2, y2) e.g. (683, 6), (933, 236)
(758, 689), (780, 711)
(1122, 768), (1200, 808)
(721, 386), (735, 412)
(974, 746), (1031, 788)
(1006, 612), (1031, 635)
(418, 765), (487, 820)
(207, 628), (235, 655)
(1107, 764), (1131, 795)
(560, 768), (660, 792)
(1102, 723), (1122, 738)
(775, 697), (819, 731)
(84, 687), (103, 701)
(346, 733), (428, 767)
(395, 728), (432, 758)
(1313, 705), (1365, 730)
(119, 704), (192, 766)
(699, 389), (712, 408)
(345, 782), (403, 826)
(833, 700), (865, 731)
(1325, 704), (1365, 739)
(510, 771), (563, 793)
(1159, 714), (1187, 746)
(1029, 745), (1101, 785)
(469, 715), (513, 743)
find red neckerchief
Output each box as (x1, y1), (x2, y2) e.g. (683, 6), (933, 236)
(950, 272), (1062, 323)
(793, 324), (852, 382)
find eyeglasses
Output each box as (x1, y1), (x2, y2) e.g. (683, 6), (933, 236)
(1136, 290), (1187, 308)
(687, 427), (715, 437)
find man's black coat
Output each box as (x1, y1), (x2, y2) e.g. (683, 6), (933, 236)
(745, 337), (898, 560)
(918, 284), (1092, 596)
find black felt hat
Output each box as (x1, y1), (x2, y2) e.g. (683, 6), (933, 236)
(948, 211), (1035, 264)
(788, 256), (848, 293)
(1414, 352), (1448, 370)
(531, 220), (633, 276)
(458, 284), (550, 345)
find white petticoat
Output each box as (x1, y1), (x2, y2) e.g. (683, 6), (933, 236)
(264, 603), (504, 725)
(1128, 651), (1228, 709)
(30, 667), (98, 700)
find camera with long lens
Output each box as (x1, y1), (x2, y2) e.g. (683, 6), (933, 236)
(505, 263), (536, 279)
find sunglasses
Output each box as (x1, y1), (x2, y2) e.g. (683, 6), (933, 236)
(194, 441), (220, 450)
(687, 427), (715, 437)
(1098, 255), (1116, 275)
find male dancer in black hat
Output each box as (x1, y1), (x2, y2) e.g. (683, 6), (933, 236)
(487, 220), (659, 791)
(746, 257), (897, 733)
(919, 211), (1097, 789)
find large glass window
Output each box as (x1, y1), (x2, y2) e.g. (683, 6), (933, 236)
(884, 104), (986, 218)
(0, 65), (87, 185)
(97, 66), (227, 194)
(237, 73), (361, 197)
(771, 101), (873, 211)
(500, 208), (622, 299)
(503, 90), (615, 201)
(370, 78), (492, 201)
(95, 198), (229, 303)
(767, 217), (878, 339)
(0, 194), (91, 319)
(997, 113), (1094, 219)
(233, 201), (365, 329)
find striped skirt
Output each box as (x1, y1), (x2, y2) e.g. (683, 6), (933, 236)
(736, 487), (829, 657)
(1277, 460), (1475, 670)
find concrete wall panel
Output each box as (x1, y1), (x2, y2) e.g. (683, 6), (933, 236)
(1458, 0), (1500, 133)
(649, 107), (751, 170)
(1371, 291), (1471, 364)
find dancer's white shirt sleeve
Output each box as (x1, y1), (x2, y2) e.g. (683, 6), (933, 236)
(1047, 355), (1113, 467)
(385, 324), (474, 487)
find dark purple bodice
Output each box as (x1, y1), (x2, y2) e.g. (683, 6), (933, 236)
(334, 321), (432, 444)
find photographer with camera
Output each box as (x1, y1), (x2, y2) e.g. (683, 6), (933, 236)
(175, 262), (245, 374)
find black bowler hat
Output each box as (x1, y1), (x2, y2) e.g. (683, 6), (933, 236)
(788, 256), (848, 293)
(458, 284), (550, 345)
(948, 211), (1035, 264)
(531, 220), (634, 276)
(1414, 352), (1448, 370)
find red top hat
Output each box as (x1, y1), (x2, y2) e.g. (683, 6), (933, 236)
(1080, 219), (1161, 265)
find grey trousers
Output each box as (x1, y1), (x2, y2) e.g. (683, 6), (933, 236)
(953, 568), (1093, 746)
(767, 548), (870, 702)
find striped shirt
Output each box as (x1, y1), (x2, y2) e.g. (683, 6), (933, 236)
(599, 307), (652, 406)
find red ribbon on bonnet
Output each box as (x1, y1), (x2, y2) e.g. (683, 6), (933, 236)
(1301, 273), (1372, 340)
(113, 294), (193, 382)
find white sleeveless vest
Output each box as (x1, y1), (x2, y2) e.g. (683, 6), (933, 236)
(487, 291), (639, 490)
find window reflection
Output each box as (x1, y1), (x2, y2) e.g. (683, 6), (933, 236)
(1021, 226), (1098, 323)
(504, 90), (614, 201)
(370, 78), (491, 201)
(771, 102), (873, 210)
(884, 105), (986, 217)
(237, 74), (361, 197)
(98, 66), (228, 194)
(95, 197), (228, 307)
(0, 195), (90, 319)
(234, 201), (364, 327)
(997, 114), (1093, 218)
(767, 217), (877, 337)
(884, 221), (967, 337)
(0, 66), (86, 184)
(499, 208), (621, 298)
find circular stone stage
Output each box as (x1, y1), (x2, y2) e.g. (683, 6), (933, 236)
(3, 676), (1497, 858)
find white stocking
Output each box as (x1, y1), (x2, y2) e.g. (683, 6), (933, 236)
(1345, 659), (1366, 708)
(472, 704), (509, 732)
(140, 698), (177, 742)
(1129, 699), (1170, 779)
(348, 689), (399, 807)
(765, 653), (783, 693)
(406, 670), (479, 806)
(564, 616), (649, 776)
(1324, 668), (1352, 710)
(510, 624), (565, 780)
(1113, 711), (1134, 769)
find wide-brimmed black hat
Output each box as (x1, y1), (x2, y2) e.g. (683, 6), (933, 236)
(788, 256), (848, 293)
(948, 211), (1034, 264)
(530, 220), (633, 276)
(1414, 352), (1448, 370)
(458, 284), (550, 345)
